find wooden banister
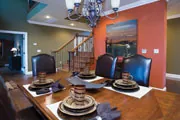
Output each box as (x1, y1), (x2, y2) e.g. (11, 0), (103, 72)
(52, 33), (78, 53)
(70, 33), (93, 52)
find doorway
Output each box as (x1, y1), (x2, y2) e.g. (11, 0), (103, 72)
(0, 30), (28, 74)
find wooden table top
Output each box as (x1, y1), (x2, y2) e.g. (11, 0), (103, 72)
(18, 71), (180, 120)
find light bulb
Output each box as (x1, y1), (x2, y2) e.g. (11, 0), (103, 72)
(111, 0), (120, 11)
(65, 0), (75, 11)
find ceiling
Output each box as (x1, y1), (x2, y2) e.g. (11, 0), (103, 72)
(167, 0), (180, 17)
(28, 0), (180, 31)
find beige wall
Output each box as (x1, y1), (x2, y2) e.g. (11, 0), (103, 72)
(167, 18), (180, 74)
(0, 0), (82, 71)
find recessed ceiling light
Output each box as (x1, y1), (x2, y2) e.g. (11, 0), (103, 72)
(70, 23), (75, 26)
(45, 15), (51, 19)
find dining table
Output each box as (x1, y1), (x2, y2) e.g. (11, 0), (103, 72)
(18, 71), (180, 120)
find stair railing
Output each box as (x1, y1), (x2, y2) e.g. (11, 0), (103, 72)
(51, 33), (88, 71)
(68, 33), (94, 72)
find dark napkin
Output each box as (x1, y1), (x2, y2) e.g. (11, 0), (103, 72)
(103, 79), (115, 87)
(36, 88), (50, 95)
(89, 103), (121, 120)
(51, 80), (65, 93)
(71, 71), (80, 77)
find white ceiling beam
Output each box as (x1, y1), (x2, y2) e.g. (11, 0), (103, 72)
(102, 0), (160, 16)
(167, 14), (180, 19)
(27, 20), (92, 32)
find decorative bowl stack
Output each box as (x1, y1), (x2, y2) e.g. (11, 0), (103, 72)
(58, 95), (97, 116)
(112, 79), (139, 91)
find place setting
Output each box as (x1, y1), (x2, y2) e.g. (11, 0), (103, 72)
(112, 72), (140, 92)
(77, 66), (97, 80)
(78, 66), (97, 79)
(47, 84), (121, 120)
(23, 72), (65, 97)
(104, 72), (152, 99)
(71, 66), (104, 83)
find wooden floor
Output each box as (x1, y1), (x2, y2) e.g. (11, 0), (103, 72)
(1, 67), (180, 116)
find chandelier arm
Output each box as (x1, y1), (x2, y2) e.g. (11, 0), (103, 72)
(87, 15), (93, 24)
(103, 11), (119, 20)
(68, 12), (83, 21)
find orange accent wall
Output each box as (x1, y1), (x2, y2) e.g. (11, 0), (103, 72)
(93, 0), (167, 88)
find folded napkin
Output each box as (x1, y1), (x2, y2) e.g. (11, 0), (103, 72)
(103, 79), (115, 87)
(89, 103), (121, 120)
(67, 76), (106, 89)
(36, 88), (50, 95)
(51, 80), (65, 93)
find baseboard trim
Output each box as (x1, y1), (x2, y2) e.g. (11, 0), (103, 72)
(25, 71), (32, 75)
(149, 86), (166, 91)
(166, 73), (180, 80)
(167, 14), (180, 20)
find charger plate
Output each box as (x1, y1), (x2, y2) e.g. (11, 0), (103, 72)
(64, 104), (95, 113)
(78, 74), (96, 79)
(32, 79), (54, 86)
(80, 72), (94, 76)
(112, 82), (139, 91)
(62, 95), (95, 110)
(28, 84), (52, 91)
(58, 101), (97, 116)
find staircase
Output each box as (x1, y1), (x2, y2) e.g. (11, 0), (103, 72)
(51, 33), (94, 72)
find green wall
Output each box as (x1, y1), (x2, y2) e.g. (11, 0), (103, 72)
(167, 18), (180, 74)
(0, 0), (83, 71)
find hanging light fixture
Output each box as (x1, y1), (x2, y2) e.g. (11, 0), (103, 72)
(65, 0), (121, 28)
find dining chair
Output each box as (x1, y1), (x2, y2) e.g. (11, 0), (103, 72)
(122, 54), (152, 87)
(0, 76), (16, 120)
(32, 54), (56, 76)
(0, 76), (45, 120)
(114, 56), (124, 79)
(95, 54), (117, 79)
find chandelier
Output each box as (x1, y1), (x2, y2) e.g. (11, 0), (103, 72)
(65, 0), (120, 27)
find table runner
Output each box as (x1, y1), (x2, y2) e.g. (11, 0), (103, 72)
(84, 77), (152, 99)
(104, 86), (152, 99)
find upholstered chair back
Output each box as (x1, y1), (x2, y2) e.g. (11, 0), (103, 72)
(123, 54), (152, 87)
(95, 54), (117, 79)
(32, 54), (56, 76)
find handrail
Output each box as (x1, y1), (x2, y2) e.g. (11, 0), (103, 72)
(52, 33), (78, 53)
(70, 33), (93, 52)
(52, 33), (91, 53)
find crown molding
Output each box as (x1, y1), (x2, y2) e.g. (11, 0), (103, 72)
(25, 71), (32, 75)
(102, 0), (160, 16)
(27, 20), (92, 32)
(167, 14), (180, 20)
(166, 73), (180, 80)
